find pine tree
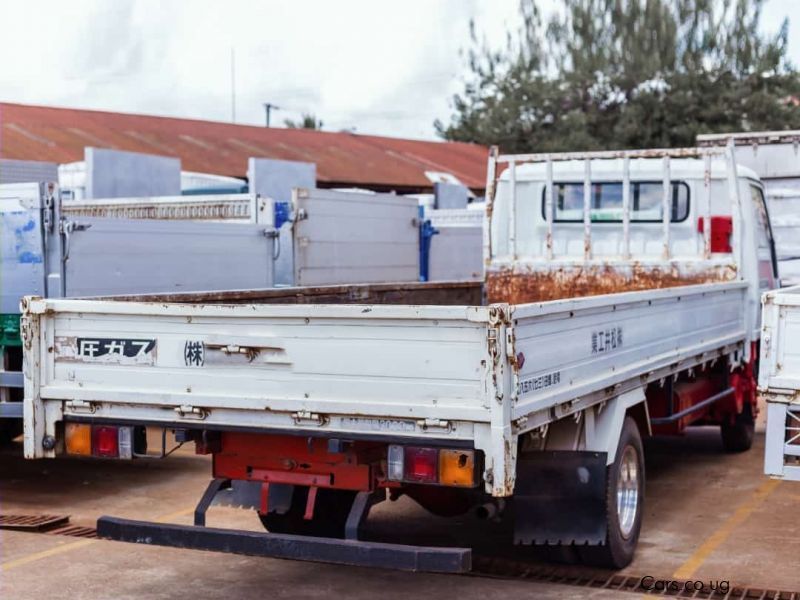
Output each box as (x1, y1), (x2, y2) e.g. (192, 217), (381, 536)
(436, 0), (800, 152)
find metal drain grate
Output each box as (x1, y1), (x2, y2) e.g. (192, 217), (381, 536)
(46, 525), (98, 539)
(472, 556), (800, 599)
(0, 514), (97, 538)
(0, 514), (70, 532)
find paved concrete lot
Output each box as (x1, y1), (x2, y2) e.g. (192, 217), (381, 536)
(1, 428), (797, 598)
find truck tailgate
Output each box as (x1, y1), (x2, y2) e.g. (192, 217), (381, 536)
(23, 299), (494, 457)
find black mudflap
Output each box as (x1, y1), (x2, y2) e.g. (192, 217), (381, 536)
(513, 451), (608, 546)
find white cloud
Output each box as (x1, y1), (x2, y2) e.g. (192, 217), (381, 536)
(0, 0), (795, 140)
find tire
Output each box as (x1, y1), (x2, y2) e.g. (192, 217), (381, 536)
(721, 405), (755, 453)
(258, 487), (357, 538)
(579, 416), (645, 569)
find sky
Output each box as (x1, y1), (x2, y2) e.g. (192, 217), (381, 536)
(0, 0), (797, 141)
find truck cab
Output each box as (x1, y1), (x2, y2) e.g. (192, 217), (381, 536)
(488, 154), (778, 314)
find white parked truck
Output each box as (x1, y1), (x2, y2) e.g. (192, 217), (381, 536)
(1, 184), (277, 442)
(21, 144), (777, 572)
(760, 285), (800, 481)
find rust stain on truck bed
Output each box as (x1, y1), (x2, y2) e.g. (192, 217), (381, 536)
(95, 281), (484, 307)
(487, 263), (737, 304)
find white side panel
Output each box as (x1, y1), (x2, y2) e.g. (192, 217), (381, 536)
(0, 183), (46, 313)
(85, 147), (181, 199)
(0, 159), (58, 185)
(511, 282), (747, 421)
(764, 180), (800, 284)
(63, 218), (275, 296)
(761, 286), (800, 391)
(429, 226), (484, 282)
(293, 189), (419, 286)
(730, 143), (800, 180)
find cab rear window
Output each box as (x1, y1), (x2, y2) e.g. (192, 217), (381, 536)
(541, 181), (690, 223)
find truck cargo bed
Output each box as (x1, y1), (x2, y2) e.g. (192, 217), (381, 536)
(23, 280), (747, 496)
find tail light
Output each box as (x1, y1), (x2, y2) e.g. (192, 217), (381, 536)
(65, 423), (92, 456)
(118, 426), (133, 459)
(404, 447), (438, 483)
(439, 449), (475, 487)
(92, 426), (119, 458)
(387, 445), (476, 487)
(387, 444), (404, 481)
(66, 424), (139, 459)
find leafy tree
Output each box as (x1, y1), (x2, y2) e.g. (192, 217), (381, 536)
(436, 0), (800, 152)
(284, 113), (324, 130)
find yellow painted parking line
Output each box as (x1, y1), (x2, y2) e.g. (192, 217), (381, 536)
(673, 478), (781, 580)
(153, 507), (195, 523)
(0, 506), (195, 572)
(1, 538), (95, 571)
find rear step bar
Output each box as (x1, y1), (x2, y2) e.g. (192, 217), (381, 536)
(96, 516), (472, 573)
(96, 477), (471, 573)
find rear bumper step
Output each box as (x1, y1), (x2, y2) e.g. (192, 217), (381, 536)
(96, 516), (472, 573)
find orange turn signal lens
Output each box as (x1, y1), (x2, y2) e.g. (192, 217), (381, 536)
(438, 449), (475, 487)
(65, 423), (92, 456)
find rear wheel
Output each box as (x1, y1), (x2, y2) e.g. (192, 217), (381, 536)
(579, 417), (644, 569)
(258, 487), (357, 538)
(721, 405), (755, 453)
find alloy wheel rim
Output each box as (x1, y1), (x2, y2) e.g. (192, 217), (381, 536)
(616, 444), (639, 539)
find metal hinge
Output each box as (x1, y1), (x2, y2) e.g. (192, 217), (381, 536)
(417, 418), (452, 432)
(43, 189), (55, 233)
(174, 405), (207, 420)
(60, 219), (92, 261)
(292, 410), (328, 427)
(65, 399), (96, 414)
(59, 219), (91, 234)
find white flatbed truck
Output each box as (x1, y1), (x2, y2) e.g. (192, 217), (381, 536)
(21, 145), (777, 572)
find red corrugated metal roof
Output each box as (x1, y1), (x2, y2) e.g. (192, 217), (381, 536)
(0, 102), (488, 191)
